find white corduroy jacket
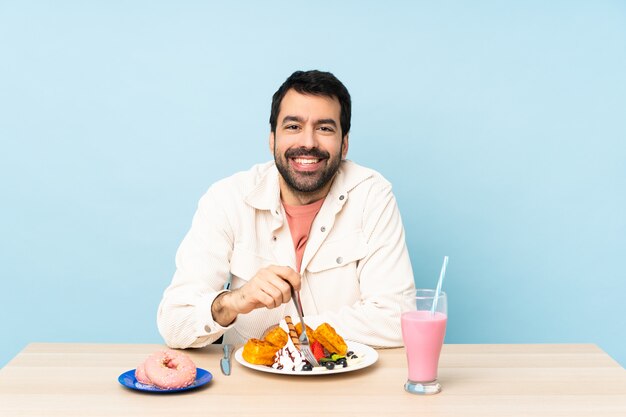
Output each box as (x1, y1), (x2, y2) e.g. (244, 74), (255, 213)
(157, 160), (415, 348)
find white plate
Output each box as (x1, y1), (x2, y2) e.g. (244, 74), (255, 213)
(234, 341), (378, 376)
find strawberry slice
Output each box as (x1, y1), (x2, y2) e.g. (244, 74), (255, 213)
(311, 341), (325, 361)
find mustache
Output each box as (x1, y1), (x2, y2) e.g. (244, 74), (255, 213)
(284, 147), (330, 159)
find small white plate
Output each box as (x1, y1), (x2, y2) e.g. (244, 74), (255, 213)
(234, 341), (378, 376)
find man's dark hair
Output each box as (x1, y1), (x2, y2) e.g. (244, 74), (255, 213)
(269, 70), (351, 137)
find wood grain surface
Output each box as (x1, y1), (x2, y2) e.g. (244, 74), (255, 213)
(1, 343), (625, 416)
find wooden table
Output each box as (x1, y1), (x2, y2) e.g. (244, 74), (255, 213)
(1, 343), (625, 416)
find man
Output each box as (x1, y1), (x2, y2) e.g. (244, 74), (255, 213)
(157, 70), (415, 349)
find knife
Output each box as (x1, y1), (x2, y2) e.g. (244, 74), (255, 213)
(220, 344), (233, 376)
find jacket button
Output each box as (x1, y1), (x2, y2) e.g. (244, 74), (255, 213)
(339, 195), (345, 201)
(336, 257), (343, 264)
(320, 226), (326, 232)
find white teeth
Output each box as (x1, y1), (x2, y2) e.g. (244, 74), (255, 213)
(294, 158), (319, 164)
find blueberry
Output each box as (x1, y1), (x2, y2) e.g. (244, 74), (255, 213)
(324, 361), (335, 370)
(347, 351), (354, 357)
(350, 354), (358, 359)
(302, 363), (313, 371)
(337, 358), (347, 366)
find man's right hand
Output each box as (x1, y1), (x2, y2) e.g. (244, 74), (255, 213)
(211, 265), (301, 327)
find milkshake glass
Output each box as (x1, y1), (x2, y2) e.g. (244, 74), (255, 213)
(401, 289), (447, 394)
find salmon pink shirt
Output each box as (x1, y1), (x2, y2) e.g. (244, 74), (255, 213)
(283, 198), (325, 273)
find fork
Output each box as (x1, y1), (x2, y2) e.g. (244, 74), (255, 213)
(289, 286), (320, 367)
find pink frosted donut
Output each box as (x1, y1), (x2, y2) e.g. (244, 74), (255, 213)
(135, 361), (152, 385)
(143, 350), (197, 389)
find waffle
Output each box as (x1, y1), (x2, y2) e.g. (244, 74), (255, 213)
(264, 326), (288, 348)
(242, 339), (281, 366)
(314, 322), (348, 355)
(294, 322), (317, 343)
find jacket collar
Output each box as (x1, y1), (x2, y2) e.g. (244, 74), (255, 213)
(245, 160), (374, 212)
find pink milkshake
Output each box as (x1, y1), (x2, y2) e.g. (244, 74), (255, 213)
(401, 311), (447, 382)
(401, 289), (447, 394)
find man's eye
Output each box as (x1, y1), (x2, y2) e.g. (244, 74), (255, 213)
(285, 125), (299, 130)
(319, 126), (335, 132)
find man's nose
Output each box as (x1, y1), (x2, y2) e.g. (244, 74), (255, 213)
(301, 126), (317, 148)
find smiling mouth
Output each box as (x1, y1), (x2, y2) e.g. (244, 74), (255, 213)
(289, 156), (326, 172)
(293, 157), (321, 165)
(284, 148), (330, 172)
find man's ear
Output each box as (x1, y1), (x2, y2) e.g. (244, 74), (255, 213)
(341, 134), (349, 159)
(269, 131), (275, 154)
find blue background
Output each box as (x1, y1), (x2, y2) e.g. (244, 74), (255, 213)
(1, 1), (625, 368)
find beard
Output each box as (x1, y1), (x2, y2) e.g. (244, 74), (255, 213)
(274, 145), (342, 193)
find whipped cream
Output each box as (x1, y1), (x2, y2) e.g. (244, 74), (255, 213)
(271, 319), (306, 372)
